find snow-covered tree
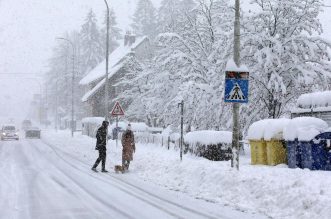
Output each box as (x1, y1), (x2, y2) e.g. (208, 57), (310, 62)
(157, 0), (182, 33)
(241, 0), (331, 120)
(127, 0), (233, 129)
(131, 0), (157, 38)
(80, 9), (104, 74)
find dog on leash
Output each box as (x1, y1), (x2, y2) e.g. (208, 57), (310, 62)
(114, 165), (125, 173)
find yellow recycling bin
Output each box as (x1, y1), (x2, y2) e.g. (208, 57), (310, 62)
(266, 140), (287, 166)
(250, 140), (267, 165)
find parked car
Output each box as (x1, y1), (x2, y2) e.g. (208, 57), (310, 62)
(25, 127), (41, 139)
(1, 125), (19, 140)
(21, 120), (32, 130)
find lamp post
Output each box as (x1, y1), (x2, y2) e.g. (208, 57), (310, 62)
(103, 0), (110, 121)
(56, 37), (75, 137)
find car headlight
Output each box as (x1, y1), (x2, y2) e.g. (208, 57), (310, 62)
(15, 133), (18, 135)
(2, 133), (6, 136)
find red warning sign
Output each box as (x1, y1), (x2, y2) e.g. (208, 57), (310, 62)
(111, 101), (125, 116)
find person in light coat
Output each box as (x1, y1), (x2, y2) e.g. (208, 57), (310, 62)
(121, 124), (135, 171)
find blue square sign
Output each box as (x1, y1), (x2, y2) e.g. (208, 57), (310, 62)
(224, 71), (249, 103)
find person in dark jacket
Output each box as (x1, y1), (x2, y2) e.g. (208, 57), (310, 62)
(121, 124), (135, 171)
(92, 121), (109, 172)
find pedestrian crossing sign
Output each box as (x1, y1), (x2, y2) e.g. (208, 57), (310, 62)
(224, 71), (249, 103)
(111, 101), (125, 116)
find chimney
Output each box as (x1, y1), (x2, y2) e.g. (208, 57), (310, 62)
(124, 31), (130, 46)
(129, 34), (136, 46)
(124, 30), (136, 46)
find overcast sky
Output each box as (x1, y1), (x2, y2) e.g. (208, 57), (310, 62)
(0, 0), (330, 122)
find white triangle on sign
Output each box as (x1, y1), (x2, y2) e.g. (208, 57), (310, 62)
(226, 83), (246, 101)
(111, 102), (125, 116)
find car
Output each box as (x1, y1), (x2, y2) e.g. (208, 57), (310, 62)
(22, 120), (32, 130)
(1, 125), (19, 140)
(25, 127), (41, 139)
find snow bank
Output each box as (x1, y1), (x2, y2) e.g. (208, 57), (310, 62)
(184, 130), (232, 145)
(42, 130), (331, 219)
(297, 91), (331, 108)
(247, 119), (290, 140)
(283, 117), (328, 141)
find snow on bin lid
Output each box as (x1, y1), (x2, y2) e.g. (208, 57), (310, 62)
(247, 119), (290, 140)
(283, 117), (328, 141)
(297, 91), (331, 109)
(184, 130), (232, 145)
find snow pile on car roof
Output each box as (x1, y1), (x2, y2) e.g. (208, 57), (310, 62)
(297, 91), (331, 108)
(248, 119), (291, 140)
(184, 130), (232, 145)
(283, 117), (328, 141)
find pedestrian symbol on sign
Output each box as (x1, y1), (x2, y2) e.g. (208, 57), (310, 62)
(226, 83), (246, 101)
(224, 70), (249, 103)
(111, 102), (125, 116)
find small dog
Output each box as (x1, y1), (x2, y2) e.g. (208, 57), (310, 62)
(114, 165), (125, 174)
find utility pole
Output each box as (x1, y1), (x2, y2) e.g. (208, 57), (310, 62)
(178, 100), (184, 161)
(232, 0), (241, 170)
(103, 0), (110, 121)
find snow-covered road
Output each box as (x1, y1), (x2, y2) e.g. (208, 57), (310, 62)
(0, 138), (264, 219)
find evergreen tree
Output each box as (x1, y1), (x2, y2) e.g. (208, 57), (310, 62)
(80, 9), (104, 74)
(157, 0), (182, 33)
(100, 8), (122, 53)
(131, 0), (157, 38)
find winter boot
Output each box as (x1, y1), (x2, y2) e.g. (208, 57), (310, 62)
(91, 167), (98, 172)
(101, 169), (109, 173)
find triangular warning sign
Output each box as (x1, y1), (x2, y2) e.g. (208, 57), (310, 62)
(111, 102), (125, 116)
(226, 83), (246, 101)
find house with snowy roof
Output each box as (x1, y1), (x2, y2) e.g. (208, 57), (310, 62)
(79, 32), (153, 117)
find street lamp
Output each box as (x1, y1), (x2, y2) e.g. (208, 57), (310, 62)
(103, 0), (110, 121)
(56, 37), (75, 137)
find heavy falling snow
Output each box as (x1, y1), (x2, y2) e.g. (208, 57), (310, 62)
(1, 0), (331, 219)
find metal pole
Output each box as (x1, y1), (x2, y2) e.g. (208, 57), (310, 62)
(116, 115), (118, 148)
(56, 37), (75, 137)
(178, 100), (184, 161)
(71, 45), (75, 137)
(104, 0), (110, 121)
(231, 0), (241, 170)
(55, 80), (58, 132)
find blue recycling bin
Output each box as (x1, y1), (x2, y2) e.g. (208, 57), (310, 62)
(300, 132), (331, 171)
(286, 139), (302, 169)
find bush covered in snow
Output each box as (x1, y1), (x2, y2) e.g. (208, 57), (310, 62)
(184, 131), (232, 161)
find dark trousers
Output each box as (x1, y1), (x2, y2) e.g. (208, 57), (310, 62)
(93, 150), (106, 170)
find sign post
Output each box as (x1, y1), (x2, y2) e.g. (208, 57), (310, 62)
(110, 101), (125, 147)
(224, 60), (249, 171)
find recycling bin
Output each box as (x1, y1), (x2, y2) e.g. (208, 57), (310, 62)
(300, 132), (331, 171)
(286, 139), (311, 169)
(250, 140), (267, 165)
(266, 140), (287, 166)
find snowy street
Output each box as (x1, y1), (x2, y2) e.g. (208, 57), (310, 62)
(0, 134), (264, 219)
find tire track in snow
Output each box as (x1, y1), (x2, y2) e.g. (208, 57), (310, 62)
(40, 138), (226, 219)
(25, 140), (135, 219)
